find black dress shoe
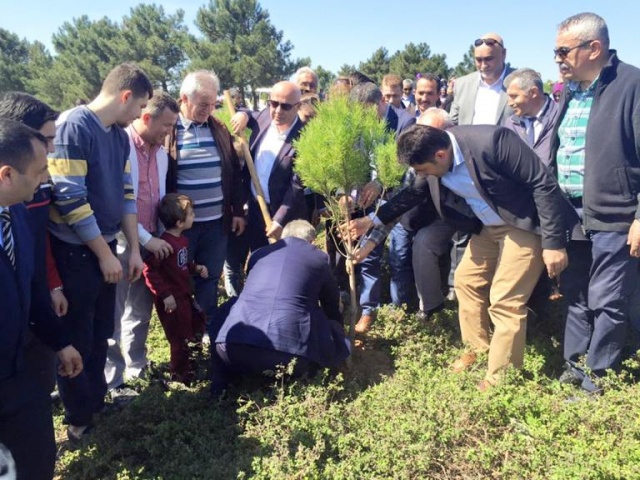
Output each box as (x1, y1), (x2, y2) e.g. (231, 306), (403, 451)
(558, 369), (582, 386)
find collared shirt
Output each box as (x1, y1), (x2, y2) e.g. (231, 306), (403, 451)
(472, 67), (508, 125)
(130, 126), (160, 234)
(176, 114), (223, 222)
(441, 132), (505, 226)
(525, 97), (551, 146)
(252, 118), (298, 203)
(556, 78), (598, 199)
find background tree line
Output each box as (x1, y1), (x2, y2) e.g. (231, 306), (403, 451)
(0, 0), (477, 110)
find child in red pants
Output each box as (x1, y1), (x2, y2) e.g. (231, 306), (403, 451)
(143, 194), (208, 384)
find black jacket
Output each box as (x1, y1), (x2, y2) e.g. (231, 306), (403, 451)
(378, 126), (578, 249)
(550, 51), (640, 232)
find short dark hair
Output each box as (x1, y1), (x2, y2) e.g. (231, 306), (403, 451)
(144, 90), (179, 118)
(158, 193), (193, 229)
(0, 92), (59, 130)
(0, 119), (47, 173)
(397, 125), (451, 166)
(101, 63), (153, 100)
(350, 83), (382, 105)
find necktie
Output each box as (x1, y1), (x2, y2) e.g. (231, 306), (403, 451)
(525, 117), (536, 146)
(1, 210), (15, 269)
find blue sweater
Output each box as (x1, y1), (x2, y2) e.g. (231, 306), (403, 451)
(48, 106), (136, 244)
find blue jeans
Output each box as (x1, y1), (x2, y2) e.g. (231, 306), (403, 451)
(562, 232), (639, 391)
(183, 219), (228, 320)
(358, 241), (384, 315)
(388, 223), (417, 309)
(51, 236), (116, 426)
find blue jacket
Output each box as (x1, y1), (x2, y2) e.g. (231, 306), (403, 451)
(216, 237), (350, 367)
(551, 51), (640, 231)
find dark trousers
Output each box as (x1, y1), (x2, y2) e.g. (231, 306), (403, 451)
(51, 236), (116, 426)
(562, 232), (639, 391)
(211, 343), (313, 394)
(183, 218), (228, 321)
(0, 370), (55, 480)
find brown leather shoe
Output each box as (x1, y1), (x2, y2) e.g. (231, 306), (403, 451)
(354, 314), (375, 334)
(450, 352), (477, 373)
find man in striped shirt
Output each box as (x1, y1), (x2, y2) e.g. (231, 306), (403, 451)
(165, 70), (245, 324)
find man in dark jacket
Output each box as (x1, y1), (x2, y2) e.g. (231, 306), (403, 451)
(0, 120), (81, 480)
(551, 13), (640, 392)
(211, 220), (350, 394)
(350, 124), (576, 390)
(165, 70), (245, 321)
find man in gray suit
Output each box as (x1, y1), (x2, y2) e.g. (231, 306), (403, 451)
(450, 33), (515, 126)
(447, 33), (516, 301)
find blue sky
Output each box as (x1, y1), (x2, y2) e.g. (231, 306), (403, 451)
(2, 1), (638, 83)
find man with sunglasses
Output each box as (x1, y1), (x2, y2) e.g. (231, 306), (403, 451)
(231, 81), (307, 252)
(401, 79), (416, 110)
(549, 13), (640, 393)
(450, 34), (514, 127)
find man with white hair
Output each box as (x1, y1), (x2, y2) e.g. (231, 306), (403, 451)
(165, 70), (245, 324)
(295, 66), (319, 94)
(550, 13), (640, 392)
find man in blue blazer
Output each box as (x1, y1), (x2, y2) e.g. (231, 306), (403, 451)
(231, 81), (308, 252)
(211, 220), (350, 394)
(0, 119), (81, 480)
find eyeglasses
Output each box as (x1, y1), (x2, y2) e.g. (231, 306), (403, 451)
(553, 40), (594, 58)
(268, 100), (299, 111)
(474, 38), (503, 48)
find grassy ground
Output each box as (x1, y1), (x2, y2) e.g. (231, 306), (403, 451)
(53, 298), (640, 480)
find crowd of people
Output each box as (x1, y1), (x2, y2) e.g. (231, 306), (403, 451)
(0, 10), (639, 480)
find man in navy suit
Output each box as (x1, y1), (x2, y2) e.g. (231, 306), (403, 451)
(211, 220), (350, 394)
(0, 119), (82, 480)
(231, 81), (307, 252)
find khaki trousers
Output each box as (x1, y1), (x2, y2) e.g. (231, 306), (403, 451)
(454, 225), (544, 384)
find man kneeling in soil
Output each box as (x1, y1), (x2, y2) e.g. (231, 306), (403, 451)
(210, 220), (351, 394)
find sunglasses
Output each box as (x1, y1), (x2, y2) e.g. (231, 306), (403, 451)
(474, 38), (503, 48)
(268, 100), (299, 111)
(553, 40), (594, 58)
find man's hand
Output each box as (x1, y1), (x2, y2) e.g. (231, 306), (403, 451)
(163, 295), (177, 313)
(127, 249), (143, 282)
(628, 219), (640, 257)
(266, 222), (283, 240)
(353, 240), (377, 264)
(99, 252), (123, 284)
(347, 217), (374, 240)
(231, 216), (246, 236)
(196, 265), (209, 279)
(145, 237), (173, 260)
(338, 196), (355, 215)
(50, 289), (68, 317)
(542, 248), (569, 278)
(57, 345), (83, 378)
(230, 112), (249, 135)
(359, 181), (382, 209)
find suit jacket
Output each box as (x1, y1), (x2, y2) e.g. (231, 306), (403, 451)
(502, 95), (559, 167)
(384, 104), (416, 138)
(246, 109), (307, 225)
(216, 237), (350, 367)
(0, 204), (35, 380)
(450, 65), (516, 125)
(378, 126), (578, 249)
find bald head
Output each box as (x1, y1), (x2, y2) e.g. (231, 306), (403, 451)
(269, 81), (301, 130)
(417, 107), (453, 129)
(474, 32), (507, 85)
